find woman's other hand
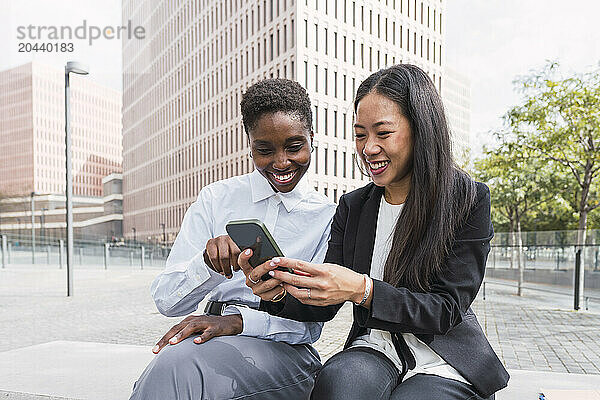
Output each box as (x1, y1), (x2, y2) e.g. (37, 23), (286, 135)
(152, 314), (243, 354)
(203, 235), (241, 278)
(269, 258), (371, 307)
(238, 249), (288, 302)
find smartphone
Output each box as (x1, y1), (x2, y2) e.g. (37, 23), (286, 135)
(225, 219), (293, 280)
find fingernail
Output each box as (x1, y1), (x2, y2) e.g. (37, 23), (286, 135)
(269, 261), (275, 266)
(152, 345), (159, 353)
(169, 337), (177, 344)
(268, 271), (275, 276)
(273, 257), (280, 263)
(194, 337), (202, 343)
(245, 249), (251, 255)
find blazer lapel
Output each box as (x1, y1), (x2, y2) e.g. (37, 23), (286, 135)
(352, 185), (384, 275)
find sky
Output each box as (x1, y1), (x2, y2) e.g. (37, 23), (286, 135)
(2, 0), (599, 156)
(0, 0), (123, 90)
(445, 0), (600, 155)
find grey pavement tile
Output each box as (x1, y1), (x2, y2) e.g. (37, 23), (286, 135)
(2, 267), (600, 376)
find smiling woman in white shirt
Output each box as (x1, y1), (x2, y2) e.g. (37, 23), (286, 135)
(129, 79), (336, 400)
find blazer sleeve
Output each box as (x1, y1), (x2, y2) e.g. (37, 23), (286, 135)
(258, 195), (349, 322)
(354, 183), (493, 335)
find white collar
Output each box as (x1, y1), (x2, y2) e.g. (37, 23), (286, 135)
(249, 169), (310, 212)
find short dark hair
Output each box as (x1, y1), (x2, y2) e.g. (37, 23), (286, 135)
(355, 64), (476, 292)
(240, 79), (312, 135)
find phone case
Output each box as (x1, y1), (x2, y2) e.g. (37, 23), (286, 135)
(226, 219), (292, 280)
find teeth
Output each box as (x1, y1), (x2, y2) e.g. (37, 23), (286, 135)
(369, 161), (389, 169)
(272, 171), (296, 182)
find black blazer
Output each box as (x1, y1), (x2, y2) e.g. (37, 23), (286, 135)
(261, 182), (509, 398)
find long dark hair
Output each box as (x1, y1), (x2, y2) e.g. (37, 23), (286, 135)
(354, 64), (476, 292)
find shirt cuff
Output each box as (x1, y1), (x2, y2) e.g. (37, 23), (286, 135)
(223, 305), (267, 338)
(184, 251), (222, 287)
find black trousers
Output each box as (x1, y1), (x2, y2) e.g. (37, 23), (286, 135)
(311, 347), (494, 400)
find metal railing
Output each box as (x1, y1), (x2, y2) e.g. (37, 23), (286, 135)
(0, 233), (171, 269)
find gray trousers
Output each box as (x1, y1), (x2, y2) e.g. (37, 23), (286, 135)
(129, 335), (321, 400)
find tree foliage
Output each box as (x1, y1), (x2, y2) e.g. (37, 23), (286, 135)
(507, 61), (600, 239)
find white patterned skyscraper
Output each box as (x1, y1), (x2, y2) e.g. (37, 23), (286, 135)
(122, 0), (446, 242)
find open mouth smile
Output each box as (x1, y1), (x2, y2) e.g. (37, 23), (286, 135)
(269, 170), (298, 184)
(367, 160), (390, 176)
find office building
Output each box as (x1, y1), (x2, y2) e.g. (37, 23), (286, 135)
(122, 0), (445, 242)
(0, 61), (122, 197)
(442, 66), (471, 166)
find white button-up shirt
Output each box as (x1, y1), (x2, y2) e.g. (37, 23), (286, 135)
(151, 170), (337, 344)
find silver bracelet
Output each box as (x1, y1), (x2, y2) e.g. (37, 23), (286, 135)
(355, 274), (372, 306)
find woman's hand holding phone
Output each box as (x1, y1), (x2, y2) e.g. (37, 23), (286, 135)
(203, 235), (241, 278)
(238, 249), (289, 302)
(266, 258), (371, 307)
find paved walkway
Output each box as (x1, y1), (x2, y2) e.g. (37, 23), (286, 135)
(0, 265), (599, 397)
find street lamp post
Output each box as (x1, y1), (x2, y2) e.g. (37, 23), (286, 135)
(16, 218), (21, 242)
(40, 207), (47, 244)
(65, 61), (89, 297)
(30, 192), (35, 264)
(159, 223), (166, 257)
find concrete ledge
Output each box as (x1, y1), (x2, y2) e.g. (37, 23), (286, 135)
(0, 341), (154, 400)
(497, 369), (600, 400)
(1, 341), (600, 400)
(0, 390), (76, 400)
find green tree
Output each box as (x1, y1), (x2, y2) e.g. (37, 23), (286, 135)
(507, 62), (600, 303)
(474, 136), (566, 294)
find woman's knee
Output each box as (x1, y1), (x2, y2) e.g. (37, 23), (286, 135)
(311, 349), (398, 400)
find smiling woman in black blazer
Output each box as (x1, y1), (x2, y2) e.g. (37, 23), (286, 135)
(239, 64), (509, 400)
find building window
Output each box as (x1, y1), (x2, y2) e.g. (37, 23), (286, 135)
(334, 32), (338, 58)
(315, 146), (319, 173)
(334, 110), (338, 136)
(315, 24), (319, 51)
(361, 43), (364, 68)
(324, 148), (328, 175)
(304, 61), (308, 87)
(304, 19), (308, 47)
(333, 149), (337, 176)
(343, 112), (347, 138)
(325, 27), (328, 54)
(361, 6), (364, 30)
(334, 71), (338, 97)
(324, 107), (328, 134)
(315, 64), (319, 92)
(314, 105), (319, 132)
(324, 68), (328, 94)
(343, 151), (347, 177)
